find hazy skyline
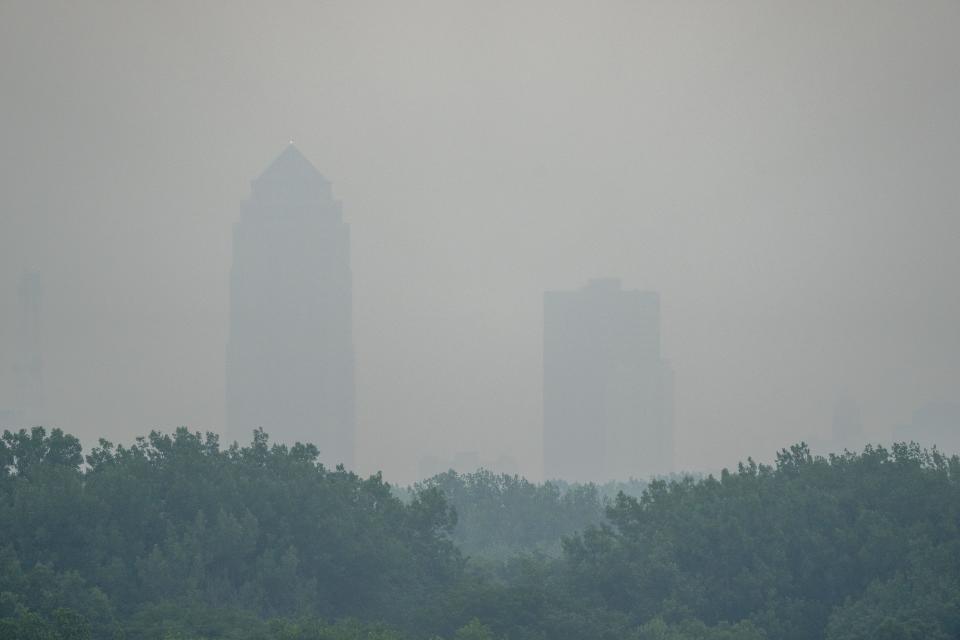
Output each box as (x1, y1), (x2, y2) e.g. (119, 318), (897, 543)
(2, 1), (959, 482)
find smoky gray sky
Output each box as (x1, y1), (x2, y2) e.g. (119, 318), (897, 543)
(1, 1), (958, 482)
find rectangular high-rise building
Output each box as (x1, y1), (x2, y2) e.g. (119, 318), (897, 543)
(543, 278), (673, 481)
(226, 144), (355, 468)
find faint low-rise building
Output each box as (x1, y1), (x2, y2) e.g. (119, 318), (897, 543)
(12, 271), (45, 427)
(417, 451), (521, 480)
(894, 401), (960, 455)
(831, 394), (864, 452)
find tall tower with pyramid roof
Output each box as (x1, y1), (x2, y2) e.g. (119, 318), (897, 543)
(227, 144), (355, 468)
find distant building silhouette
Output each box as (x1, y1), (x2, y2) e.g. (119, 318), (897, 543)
(417, 451), (520, 480)
(894, 401), (960, 455)
(543, 278), (673, 481)
(831, 394), (863, 452)
(13, 271), (45, 426)
(226, 144), (355, 468)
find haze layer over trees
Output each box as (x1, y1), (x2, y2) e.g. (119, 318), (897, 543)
(2, 427), (959, 639)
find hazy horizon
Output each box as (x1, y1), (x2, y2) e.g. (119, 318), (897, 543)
(2, 1), (959, 483)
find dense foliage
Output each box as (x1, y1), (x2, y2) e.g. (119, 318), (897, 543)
(0, 427), (460, 639)
(561, 444), (960, 640)
(2, 427), (959, 639)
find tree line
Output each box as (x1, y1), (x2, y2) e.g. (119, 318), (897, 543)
(1, 426), (958, 639)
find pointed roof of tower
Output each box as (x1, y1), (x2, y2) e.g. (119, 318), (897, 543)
(256, 142), (328, 185)
(251, 143), (334, 204)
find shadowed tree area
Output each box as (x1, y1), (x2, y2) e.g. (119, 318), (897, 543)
(1, 428), (959, 639)
(0, 427), (460, 639)
(410, 469), (607, 562)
